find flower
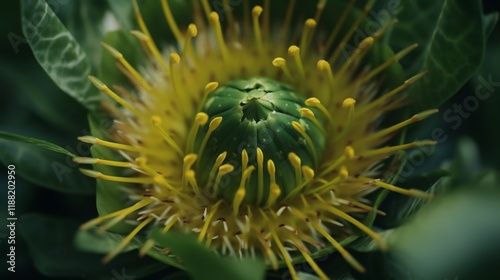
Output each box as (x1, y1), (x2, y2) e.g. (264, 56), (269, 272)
(71, 0), (439, 278)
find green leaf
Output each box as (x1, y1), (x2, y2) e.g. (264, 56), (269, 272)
(19, 213), (167, 279)
(152, 229), (267, 280)
(484, 12), (499, 39)
(404, 0), (485, 111)
(75, 229), (140, 254)
(107, 0), (134, 30)
(0, 131), (95, 195)
(21, 0), (100, 111)
(387, 186), (500, 279)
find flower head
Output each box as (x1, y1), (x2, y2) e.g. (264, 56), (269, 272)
(76, 0), (436, 278)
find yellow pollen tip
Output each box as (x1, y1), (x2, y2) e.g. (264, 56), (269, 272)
(184, 154), (198, 166)
(288, 152), (301, 168)
(219, 164), (234, 175)
(209, 11), (219, 22)
(345, 146), (355, 159)
(302, 166), (315, 181)
(299, 108), (315, 119)
(88, 75), (106, 90)
(169, 53), (180, 64)
(209, 117), (223, 130)
(79, 168), (101, 178)
(101, 42), (122, 58)
(195, 112), (209, 125)
(317, 60), (330, 71)
(405, 71), (428, 84)
(151, 116), (162, 126)
(342, 98), (356, 108)
(205, 82), (219, 94)
(272, 57), (286, 67)
(305, 97), (321, 106)
(413, 109), (439, 120)
(154, 175), (165, 185)
(188, 24), (197, 36)
(339, 166), (349, 180)
(305, 18), (317, 28)
(72, 157), (98, 164)
(129, 30), (148, 41)
(288, 45), (300, 56)
(359, 36), (374, 49)
(77, 136), (97, 144)
(252, 5), (263, 16)
(135, 157), (147, 166)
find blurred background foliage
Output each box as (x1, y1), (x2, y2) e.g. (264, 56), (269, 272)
(0, 0), (499, 279)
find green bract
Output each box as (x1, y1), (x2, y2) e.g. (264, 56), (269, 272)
(195, 77), (325, 205)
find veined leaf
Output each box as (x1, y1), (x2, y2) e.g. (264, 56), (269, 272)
(21, 0), (100, 110)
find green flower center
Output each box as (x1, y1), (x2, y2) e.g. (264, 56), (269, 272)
(194, 77), (326, 206)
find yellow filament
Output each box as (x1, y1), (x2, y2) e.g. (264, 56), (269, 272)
(317, 60), (335, 93)
(198, 116), (223, 163)
(288, 45), (305, 78)
(80, 169), (156, 184)
(186, 112), (209, 153)
(299, 19), (317, 56)
(233, 166), (255, 216)
(338, 36), (374, 75)
(101, 42), (152, 92)
(272, 57), (293, 81)
(198, 200), (222, 242)
(200, 0), (212, 20)
(103, 216), (154, 263)
(358, 177), (433, 199)
(197, 81), (219, 115)
(360, 44), (419, 83)
(252, 6), (264, 53)
(280, 0), (296, 41)
(305, 97), (335, 128)
(288, 152), (302, 186)
(269, 225), (298, 280)
(162, 213), (179, 233)
(207, 151), (228, 188)
(182, 24), (198, 59)
(80, 198), (154, 230)
(330, 0), (375, 64)
(209, 12), (229, 64)
(78, 136), (141, 152)
(213, 164), (234, 195)
(182, 154), (197, 190)
(222, 0), (235, 32)
(355, 110), (438, 145)
(256, 148), (265, 205)
(289, 235), (329, 280)
(299, 108), (325, 135)
(358, 141), (437, 158)
(324, 0), (355, 54)
(292, 121), (318, 164)
(317, 197), (388, 251)
(160, 0), (183, 42)
(88, 76), (143, 118)
(151, 115), (184, 157)
(308, 165), (348, 194)
(73, 157), (134, 168)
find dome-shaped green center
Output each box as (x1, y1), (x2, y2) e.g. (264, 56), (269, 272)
(194, 77), (326, 206)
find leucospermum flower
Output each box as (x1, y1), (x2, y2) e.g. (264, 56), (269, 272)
(74, 0), (437, 278)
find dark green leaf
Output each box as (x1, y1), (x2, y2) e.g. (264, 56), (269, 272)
(75, 229), (140, 254)
(0, 131), (95, 195)
(107, 0), (134, 30)
(152, 229), (267, 280)
(387, 187), (500, 280)
(19, 213), (166, 279)
(405, 0), (485, 111)
(484, 12), (499, 39)
(21, 0), (100, 110)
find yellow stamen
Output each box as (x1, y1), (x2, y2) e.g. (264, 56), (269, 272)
(317, 60), (335, 94)
(330, 0), (375, 64)
(288, 152), (302, 186)
(305, 97), (335, 129)
(272, 57), (293, 81)
(355, 110), (439, 145)
(252, 6), (264, 53)
(88, 76), (143, 118)
(103, 216), (154, 263)
(288, 45), (305, 78)
(358, 141), (437, 158)
(197, 81), (219, 115)
(317, 197), (388, 251)
(300, 19), (317, 56)
(186, 170), (200, 194)
(101, 42), (152, 92)
(320, 146), (355, 176)
(358, 177), (433, 199)
(213, 164), (234, 195)
(160, 0), (183, 42)
(324, 0), (355, 53)
(186, 112), (209, 153)
(280, 0), (296, 42)
(268, 224), (298, 280)
(360, 44), (419, 83)
(161, 213), (179, 233)
(256, 148), (265, 205)
(222, 0), (236, 33)
(308, 165), (348, 194)
(182, 154), (198, 190)
(207, 151), (228, 189)
(289, 235), (329, 280)
(200, 0), (212, 20)
(73, 157), (134, 168)
(80, 198), (154, 230)
(338, 36), (374, 75)
(265, 160), (280, 207)
(233, 166), (254, 216)
(197, 116), (223, 163)
(342, 97), (356, 134)
(292, 121), (318, 164)
(131, 0), (169, 73)
(208, 12), (229, 64)
(78, 136), (141, 152)
(181, 24), (198, 59)
(198, 200), (222, 243)
(151, 115), (184, 157)
(80, 169), (155, 184)
(299, 108), (325, 135)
